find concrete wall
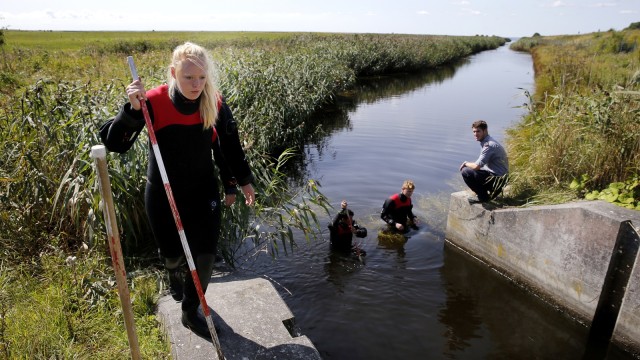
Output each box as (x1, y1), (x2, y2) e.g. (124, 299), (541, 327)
(445, 191), (640, 354)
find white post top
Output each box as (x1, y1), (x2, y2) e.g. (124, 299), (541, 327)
(91, 144), (106, 159)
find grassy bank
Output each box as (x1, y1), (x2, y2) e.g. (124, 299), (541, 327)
(507, 27), (640, 209)
(0, 31), (505, 357)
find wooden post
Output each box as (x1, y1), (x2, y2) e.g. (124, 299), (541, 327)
(91, 145), (141, 360)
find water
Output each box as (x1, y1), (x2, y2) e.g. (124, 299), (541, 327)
(242, 44), (633, 359)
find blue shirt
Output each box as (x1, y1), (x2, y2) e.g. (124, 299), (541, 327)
(475, 135), (509, 176)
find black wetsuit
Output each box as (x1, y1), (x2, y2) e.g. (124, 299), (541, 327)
(100, 84), (253, 311)
(329, 209), (355, 252)
(380, 193), (416, 230)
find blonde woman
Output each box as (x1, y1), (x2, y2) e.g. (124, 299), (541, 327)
(100, 42), (254, 338)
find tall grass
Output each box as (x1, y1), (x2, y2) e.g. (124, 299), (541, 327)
(0, 253), (169, 358)
(508, 29), (640, 208)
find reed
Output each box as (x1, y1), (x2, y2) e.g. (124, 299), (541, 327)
(508, 28), (640, 208)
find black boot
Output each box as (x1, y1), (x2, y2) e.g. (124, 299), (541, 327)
(181, 254), (219, 338)
(165, 257), (186, 302)
(168, 268), (185, 301)
(181, 305), (220, 339)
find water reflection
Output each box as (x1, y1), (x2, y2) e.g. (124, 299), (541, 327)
(346, 60), (467, 106)
(440, 243), (590, 359)
(440, 291), (483, 357)
(323, 251), (364, 293)
(285, 60), (469, 185)
(311, 60), (467, 147)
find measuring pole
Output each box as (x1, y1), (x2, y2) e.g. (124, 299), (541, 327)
(91, 145), (141, 360)
(127, 56), (225, 360)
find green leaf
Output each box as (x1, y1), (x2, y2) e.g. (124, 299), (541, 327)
(609, 182), (625, 190)
(603, 192), (618, 202)
(570, 179), (580, 189)
(585, 191), (599, 200)
(619, 195), (635, 204)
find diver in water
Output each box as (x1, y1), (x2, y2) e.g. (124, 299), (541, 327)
(381, 179), (419, 233)
(328, 200), (367, 256)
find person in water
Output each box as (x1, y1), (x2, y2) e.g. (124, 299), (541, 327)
(329, 200), (367, 255)
(381, 180), (419, 233)
(459, 120), (509, 203)
(100, 42), (254, 339)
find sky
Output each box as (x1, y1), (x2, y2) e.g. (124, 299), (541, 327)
(1, 0), (638, 37)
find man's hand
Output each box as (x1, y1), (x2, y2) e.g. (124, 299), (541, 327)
(461, 161), (480, 171)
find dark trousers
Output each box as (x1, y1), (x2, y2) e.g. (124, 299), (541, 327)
(461, 168), (506, 201)
(145, 182), (220, 312)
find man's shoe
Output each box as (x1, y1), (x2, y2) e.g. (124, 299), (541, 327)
(468, 196), (489, 204)
(181, 306), (221, 340)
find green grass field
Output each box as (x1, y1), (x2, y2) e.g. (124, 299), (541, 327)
(4, 30), (303, 49)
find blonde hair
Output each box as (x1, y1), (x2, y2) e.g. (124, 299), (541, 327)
(402, 180), (415, 190)
(167, 42), (221, 129)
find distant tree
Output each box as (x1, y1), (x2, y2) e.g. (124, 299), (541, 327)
(532, 32), (541, 37)
(626, 22), (640, 30)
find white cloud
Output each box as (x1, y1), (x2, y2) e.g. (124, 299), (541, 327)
(461, 8), (483, 15)
(590, 3), (617, 7)
(417, 10), (430, 15)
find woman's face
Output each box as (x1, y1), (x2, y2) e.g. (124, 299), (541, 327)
(172, 58), (206, 100)
(401, 187), (414, 198)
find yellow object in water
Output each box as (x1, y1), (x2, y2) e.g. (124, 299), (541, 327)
(377, 230), (407, 249)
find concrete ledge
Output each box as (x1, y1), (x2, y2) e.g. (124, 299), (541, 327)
(445, 191), (640, 354)
(157, 271), (321, 360)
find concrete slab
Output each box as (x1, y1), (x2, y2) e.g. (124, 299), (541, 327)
(157, 269), (321, 360)
(445, 191), (640, 355)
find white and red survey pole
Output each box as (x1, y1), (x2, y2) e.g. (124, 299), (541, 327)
(127, 56), (224, 359)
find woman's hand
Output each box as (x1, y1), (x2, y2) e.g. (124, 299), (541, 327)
(241, 184), (255, 206)
(224, 194), (236, 207)
(223, 185), (255, 207)
(126, 80), (146, 111)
